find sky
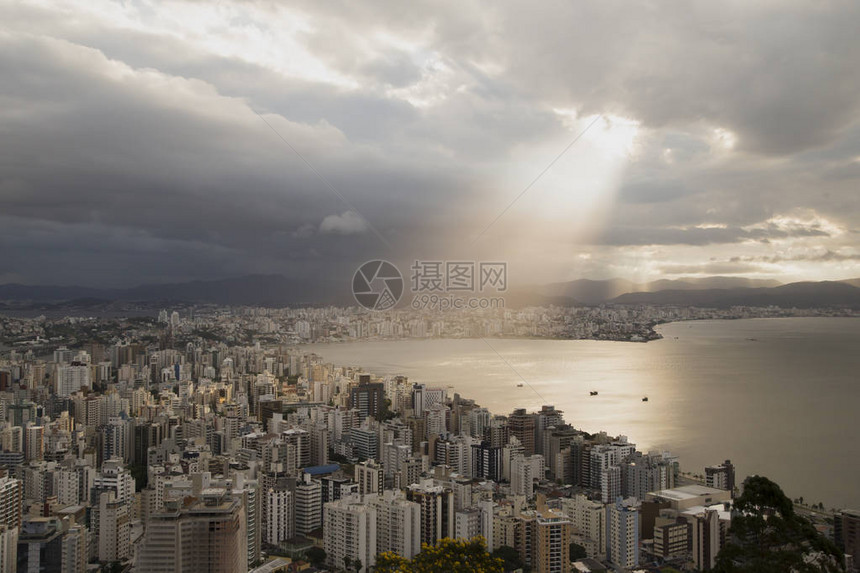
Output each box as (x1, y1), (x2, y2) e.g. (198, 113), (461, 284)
(2, 0), (860, 288)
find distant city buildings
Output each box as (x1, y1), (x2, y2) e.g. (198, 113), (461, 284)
(0, 308), (849, 572)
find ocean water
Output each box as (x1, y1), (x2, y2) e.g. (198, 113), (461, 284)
(307, 317), (860, 509)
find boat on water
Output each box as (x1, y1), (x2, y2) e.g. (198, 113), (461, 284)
(589, 391), (598, 396)
(642, 396), (649, 402)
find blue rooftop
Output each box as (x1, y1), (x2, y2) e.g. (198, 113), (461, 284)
(303, 464), (340, 476)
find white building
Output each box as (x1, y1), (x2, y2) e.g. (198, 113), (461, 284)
(295, 475), (322, 535)
(607, 498), (639, 570)
(324, 495), (377, 573)
(96, 491), (130, 562)
(55, 363), (91, 397)
(92, 459), (134, 505)
(264, 489), (294, 545)
(0, 525), (17, 573)
(368, 491), (422, 560)
(562, 494), (605, 560)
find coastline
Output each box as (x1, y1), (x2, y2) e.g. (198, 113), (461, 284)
(302, 317), (860, 511)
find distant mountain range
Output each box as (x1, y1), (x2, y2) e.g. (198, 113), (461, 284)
(1, 275), (860, 309)
(0, 275), (352, 308)
(538, 277), (784, 304)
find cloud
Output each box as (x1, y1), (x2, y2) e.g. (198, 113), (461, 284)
(658, 262), (767, 276)
(2, 0), (860, 286)
(732, 250), (860, 264)
(319, 211), (369, 235)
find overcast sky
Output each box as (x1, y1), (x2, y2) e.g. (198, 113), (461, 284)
(2, 0), (860, 287)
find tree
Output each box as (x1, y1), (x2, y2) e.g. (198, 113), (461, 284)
(375, 537), (504, 573)
(306, 546), (326, 566)
(128, 464), (148, 492)
(374, 398), (397, 422)
(713, 476), (843, 573)
(569, 542), (587, 561)
(491, 545), (524, 572)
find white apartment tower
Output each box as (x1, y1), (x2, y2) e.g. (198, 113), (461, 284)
(607, 498), (639, 570)
(264, 488), (294, 545)
(324, 495), (377, 573)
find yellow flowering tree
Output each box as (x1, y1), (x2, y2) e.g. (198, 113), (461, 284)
(375, 537), (504, 573)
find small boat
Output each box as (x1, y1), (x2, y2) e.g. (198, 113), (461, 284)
(589, 391), (598, 396)
(642, 396), (649, 402)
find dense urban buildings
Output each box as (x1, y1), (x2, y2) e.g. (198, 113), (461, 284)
(0, 308), (854, 572)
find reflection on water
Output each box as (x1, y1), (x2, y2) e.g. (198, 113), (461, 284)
(307, 317), (860, 509)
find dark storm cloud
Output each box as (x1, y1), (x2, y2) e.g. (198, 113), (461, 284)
(2, 0), (860, 285)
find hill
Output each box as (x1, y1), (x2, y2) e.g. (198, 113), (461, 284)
(610, 281), (860, 308)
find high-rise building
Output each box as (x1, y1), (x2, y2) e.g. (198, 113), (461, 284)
(654, 514), (688, 559)
(532, 508), (573, 573)
(137, 491), (248, 573)
(705, 460), (736, 495)
(534, 405), (564, 456)
(622, 451), (675, 501)
(406, 480), (454, 546)
(95, 491), (130, 562)
(471, 441), (502, 482)
(91, 459), (134, 505)
(55, 362), (90, 397)
(0, 525), (17, 573)
(590, 441), (636, 503)
(101, 415), (133, 465)
(607, 498), (639, 570)
(323, 495), (377, 573)
(688, 508), (725, 571)
(264, 488), (294, 545)
(295, 474), (322, 535)
(349, 376), (385, 420)
(562, 494), (605, 560)
(368, 491), (422, 560)
(16, 517), (85, 573)
(24, 425), (44, 462)
(0, 478), (22, 530)
(355, 461), (384, 496)
(229, 473), (261, 569)
(508, 409), (536, 457)
(454, 507), (482, 542)
(411, 384), (446, 417)
(836, 509), (860, 569)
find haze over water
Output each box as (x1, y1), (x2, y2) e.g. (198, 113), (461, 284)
(308, 317), (860, 510)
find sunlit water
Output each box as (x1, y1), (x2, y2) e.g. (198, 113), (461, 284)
(307, 317), (860, 509)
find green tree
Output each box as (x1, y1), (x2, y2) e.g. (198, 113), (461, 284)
(713, 476), (843, 573)
(569, 542), (587, 561)
(128, 464), (148, 492)
(306, 546), (326, 566)
(374, 398), (397, 422)
(491, 545), (524, 572)
(376, 537), (504, 573)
